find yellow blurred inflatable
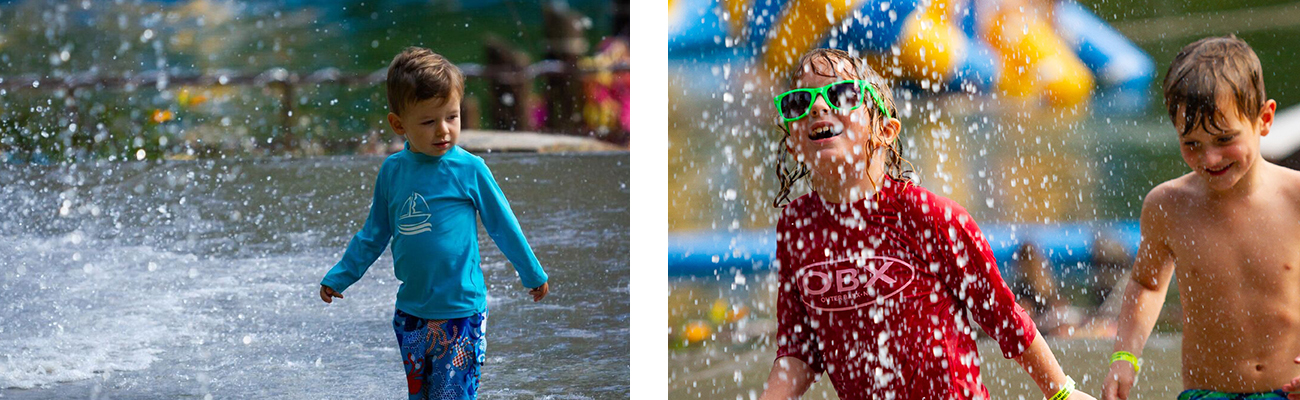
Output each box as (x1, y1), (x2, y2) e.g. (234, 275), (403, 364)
(669, 0), (1153, 111)
(986, 5), (1093, 106)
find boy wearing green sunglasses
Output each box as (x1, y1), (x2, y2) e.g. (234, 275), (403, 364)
(774, 78), (892, 124)
(761, 48), (1095, 400)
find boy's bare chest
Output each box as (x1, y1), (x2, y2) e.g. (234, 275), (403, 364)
(1167, 206), (1300, 296)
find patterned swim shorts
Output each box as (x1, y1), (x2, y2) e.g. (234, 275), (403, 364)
(393, 309), (487, 400)
(1178, 389), (1288, 400)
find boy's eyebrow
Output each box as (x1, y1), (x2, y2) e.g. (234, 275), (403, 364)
(419, 111), (458, 121)
(1176, 111), (1237, 137)
(1178, 125), (1240, 137)
(1203, 122), (1240, 136)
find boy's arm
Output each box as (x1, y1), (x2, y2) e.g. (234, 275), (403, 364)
(1102, 191), (1177, 400)
(762, 218), (822, 399)
(469, 161), (547, 289)
(1284, 354), (1300, 400)
(758, 357), (818, 400)
(934, 207), (1037, 358)
(321, 170), (393, 294)
(935, 205), (1091, 398)
(1014, 334), (1097, 399)
(1279, 355), (1300, 397)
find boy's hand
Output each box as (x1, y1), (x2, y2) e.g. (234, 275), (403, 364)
(1102, 360), (1137, 400)
(320, 285), (343, 303)
(529, 282), (549, 302)
(1285, 354), (1300, 400)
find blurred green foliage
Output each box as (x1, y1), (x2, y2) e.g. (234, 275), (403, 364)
(0, 0), (618, 161)
(1079, 0), (1300, 114)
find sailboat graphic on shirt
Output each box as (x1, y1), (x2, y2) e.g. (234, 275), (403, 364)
(397, 193), (432, 236)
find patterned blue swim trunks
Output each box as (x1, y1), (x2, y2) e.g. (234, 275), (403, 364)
(1178, 389), (1289, 400)
(393, 309), (487, 400)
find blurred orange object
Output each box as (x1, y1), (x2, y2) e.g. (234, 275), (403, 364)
(178, 88), (208, 107)
(710, 298), (751, 324)
(682, 320), (713, 344)
(151, 109), (174, 124)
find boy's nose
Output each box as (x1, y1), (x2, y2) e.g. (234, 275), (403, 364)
(1201, 149), (1223, 166)
(808, 95), (832, 116)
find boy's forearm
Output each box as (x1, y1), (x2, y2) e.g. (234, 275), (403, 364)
(324, 227), (391, 292)
(1014, 334), (1072, 397)
(759, 357), (816, 400)
(486, 227), (547, 287)
(758, 380), (806, 400)
(1113, 276), (1167, 355)
(488, 228), (546, 287)
(473, 165), (547, 287)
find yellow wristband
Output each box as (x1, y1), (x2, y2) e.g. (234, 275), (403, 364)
(1110, 351), (1143, 374)
(1048, 376), (1075, 400)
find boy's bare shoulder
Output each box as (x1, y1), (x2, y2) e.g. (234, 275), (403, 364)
(1266, 162), (1300, 201)
(1142, 173), (1199, 211)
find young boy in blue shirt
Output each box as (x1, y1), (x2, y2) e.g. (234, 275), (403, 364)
(319, 47), (550, 400)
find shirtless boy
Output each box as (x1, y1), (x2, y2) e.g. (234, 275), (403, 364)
(1102, 35), (1300, 400)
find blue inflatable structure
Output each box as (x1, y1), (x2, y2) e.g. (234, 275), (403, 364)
(668, 221), (1140, 280)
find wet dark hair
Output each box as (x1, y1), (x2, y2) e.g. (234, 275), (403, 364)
(1163, 35), (1265, 137)
(387, 47), (465, 116)
(772, 48), (913, 208)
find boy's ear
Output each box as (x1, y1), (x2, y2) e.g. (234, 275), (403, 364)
(880, 118), (902, 143)
(387, 112), (406, 136)
(1258, 99), (1277, 137)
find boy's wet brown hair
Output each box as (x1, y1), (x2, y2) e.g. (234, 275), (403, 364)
(1163, 35), (1265, 136)
(386, 47), (465, 116)
(773, 48), (912, 207)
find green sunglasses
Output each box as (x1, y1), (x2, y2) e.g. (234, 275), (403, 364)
(773, 79), (891, 122)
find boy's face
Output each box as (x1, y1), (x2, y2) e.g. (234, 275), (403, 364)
(1174, 95), (1275, 191)
(388, 94), (461, 157)
(785, 62), (875, 174)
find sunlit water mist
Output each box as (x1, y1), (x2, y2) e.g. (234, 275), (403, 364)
(671, 62), (1187, 230)
(0, 153), (630, 398)
(668, 56), (1191, 397)
(670, 332), (1184, 399)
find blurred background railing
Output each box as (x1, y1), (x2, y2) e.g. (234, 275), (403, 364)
(0, 0), (630, 162)
(0, 59), (629, 154)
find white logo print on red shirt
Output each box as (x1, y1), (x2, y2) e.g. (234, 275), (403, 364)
(795, 255), (917, 311)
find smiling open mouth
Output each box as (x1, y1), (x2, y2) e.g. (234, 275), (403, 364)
(809, 125), (840, 141)
(1205, 164), (1232, 175)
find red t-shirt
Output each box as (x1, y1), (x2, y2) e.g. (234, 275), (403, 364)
(774, 178), (1037, 400)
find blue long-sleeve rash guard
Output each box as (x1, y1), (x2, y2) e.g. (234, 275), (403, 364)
(321, 144), (548, 319)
